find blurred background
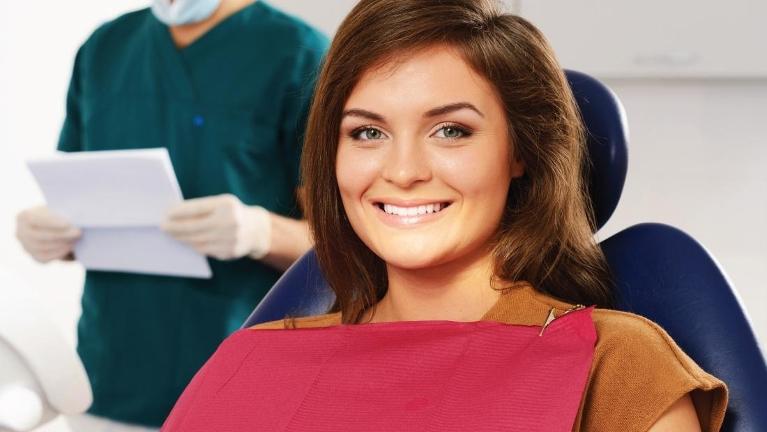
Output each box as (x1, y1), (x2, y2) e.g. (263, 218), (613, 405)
(1, 1), (764, 430)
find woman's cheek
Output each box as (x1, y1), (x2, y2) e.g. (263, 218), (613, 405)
(336, 144), (386, 200)
(431, 148), (497, 195)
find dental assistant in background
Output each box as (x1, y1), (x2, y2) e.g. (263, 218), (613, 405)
(14, 0), (328, 429)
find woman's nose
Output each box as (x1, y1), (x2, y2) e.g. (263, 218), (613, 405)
(380, 138), (432, 188)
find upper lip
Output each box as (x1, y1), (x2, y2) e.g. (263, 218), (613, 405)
(370, 198), (453, 207)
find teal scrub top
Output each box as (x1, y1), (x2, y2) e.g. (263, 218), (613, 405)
(57, 2), (328, 426)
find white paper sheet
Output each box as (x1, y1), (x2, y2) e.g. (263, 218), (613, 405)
(27, 148), (212, 279)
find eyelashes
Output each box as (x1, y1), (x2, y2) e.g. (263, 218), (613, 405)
(348, 123), (474, 142)
(350, 125), (388, 141)
(432, 123), (472, 139)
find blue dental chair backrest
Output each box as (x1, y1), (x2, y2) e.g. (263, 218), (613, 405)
(243, 70), (767, 431)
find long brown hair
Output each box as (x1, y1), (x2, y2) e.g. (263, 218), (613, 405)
(302, 0), (613, 323)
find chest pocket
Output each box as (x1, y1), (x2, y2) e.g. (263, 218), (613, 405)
(80, 94), (168, 152)
(194, 108), (292, 207)
(214, 109), (278, 160)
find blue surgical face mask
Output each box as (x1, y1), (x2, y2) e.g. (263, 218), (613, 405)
(151, 0), (221, 26)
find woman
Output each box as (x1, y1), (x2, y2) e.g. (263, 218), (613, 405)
(162, 0), (727, 430)
(14, 0), (327, 429)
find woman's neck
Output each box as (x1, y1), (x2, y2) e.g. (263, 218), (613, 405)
(169, 0), (255, 48)
(367, 248), (504, 323)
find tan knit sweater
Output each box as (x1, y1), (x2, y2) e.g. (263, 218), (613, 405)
(252, 283), (728, 432)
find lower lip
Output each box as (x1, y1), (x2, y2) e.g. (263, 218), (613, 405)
(373, 203), (451, 228)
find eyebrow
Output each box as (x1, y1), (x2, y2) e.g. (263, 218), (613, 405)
(341, 102), (485, 122)
(424, 102), (484, 118)
(342, 109), (385, 121)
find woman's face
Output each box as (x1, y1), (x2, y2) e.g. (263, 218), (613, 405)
(336, 45), (524, 271)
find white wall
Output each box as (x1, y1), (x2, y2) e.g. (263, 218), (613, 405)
(1, 2), (147, 431)
(519, 0), (767, 78)
(0, 1), (763, 431)
(0, 1), (154, 343)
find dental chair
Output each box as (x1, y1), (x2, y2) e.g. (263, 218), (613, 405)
(0, 270), (92, 432)
(242, 70), (767, 431)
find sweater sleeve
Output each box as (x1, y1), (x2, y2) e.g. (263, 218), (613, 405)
(573, 310), (728, 432)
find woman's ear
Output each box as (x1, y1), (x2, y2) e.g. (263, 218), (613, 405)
(510, 156), (525, 179)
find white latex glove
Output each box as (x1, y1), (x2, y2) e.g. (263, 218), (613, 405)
(15, 206), (81, 263)
(162, 194), (272, 261)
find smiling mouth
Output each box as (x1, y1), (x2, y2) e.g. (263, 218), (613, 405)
(374, 202), (453, 217)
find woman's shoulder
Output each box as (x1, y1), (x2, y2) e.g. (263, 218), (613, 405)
(80, 9), (152, 55)
(489, 285), (727, 431)
(591, 307), (695, 358)
(247, 2), (329, 53)
(248, 312), (342, 330)
(589, 308), (725, 395)
(578, 309), (728, 432)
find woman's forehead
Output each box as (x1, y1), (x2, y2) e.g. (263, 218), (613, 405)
(343, 45), (502, 116)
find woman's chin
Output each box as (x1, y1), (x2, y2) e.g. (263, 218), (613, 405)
(375, 249), (451, 272)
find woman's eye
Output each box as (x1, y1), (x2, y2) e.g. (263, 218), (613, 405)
(352, 127), (387, 141)
(434, 124), (471, 139)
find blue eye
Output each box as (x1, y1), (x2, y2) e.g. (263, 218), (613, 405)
(352, 127), (387, 140)
(434, 124), (471, 139)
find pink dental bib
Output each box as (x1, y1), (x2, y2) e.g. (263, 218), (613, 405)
(162, 307), (596, 432)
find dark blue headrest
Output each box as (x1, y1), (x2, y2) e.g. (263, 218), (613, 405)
(244, 249), (334, 325)
(566, 70), (629, 230)
(602, 223), (767, 432)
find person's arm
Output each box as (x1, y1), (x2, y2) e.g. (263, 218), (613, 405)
(16, 46), (86, 264)
(259, 211), (311, 270)
(162, 194), (311, 271)
(647, 394), (702, 432)
(16, 207), (81, 263)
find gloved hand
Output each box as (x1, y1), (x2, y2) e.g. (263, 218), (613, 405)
(15, 206), (81, 263)
(162, 194), (272, 261)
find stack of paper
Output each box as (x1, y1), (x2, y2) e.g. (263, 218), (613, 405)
(27, 148), (212, 278)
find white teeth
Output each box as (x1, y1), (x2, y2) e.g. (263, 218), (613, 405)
(381, 203), (447, 216)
